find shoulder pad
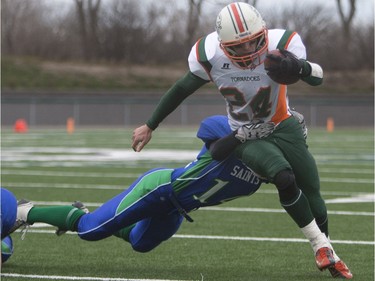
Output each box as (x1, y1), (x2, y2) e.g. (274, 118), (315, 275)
(197, 115), (231, 143)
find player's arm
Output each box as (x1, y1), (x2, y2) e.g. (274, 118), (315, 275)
(265, 49), (323, 86)
(208, 122), (275, 160)
(208, 111), (306, 160)
(132, 71), (208, 152)
(208, 132), (240, 161)
(266, 31), (323, 86)
(146, 71), (208, 130)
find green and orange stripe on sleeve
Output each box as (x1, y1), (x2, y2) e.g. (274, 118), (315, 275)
(196, 36), (213, 81)
(276, 30), (297, 50)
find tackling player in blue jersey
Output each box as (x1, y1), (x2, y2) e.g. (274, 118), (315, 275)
(1, 187), (18, 263)
(1, 188), (17, 239)
(11, 115), (342, 277)
(12, 116), (267, 251)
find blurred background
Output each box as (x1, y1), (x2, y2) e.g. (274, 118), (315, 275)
(1, 0), (374, 128)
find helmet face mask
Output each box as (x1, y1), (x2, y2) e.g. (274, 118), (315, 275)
(216, 2), (269, 69)
(221, 29), (268, 69)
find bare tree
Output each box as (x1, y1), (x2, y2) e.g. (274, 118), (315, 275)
(2, 0), (39, 54)
(336, 0), (356, 39)
(241, 0), (258, 7)
(2, 0), (20, 53)
(266, 3), (334, 64)
(75, 0), (101, 61)
(184, 0), (204, 55)
(1, 0), (372, 70)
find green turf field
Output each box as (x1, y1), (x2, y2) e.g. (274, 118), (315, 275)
(1, 126), (374, 281)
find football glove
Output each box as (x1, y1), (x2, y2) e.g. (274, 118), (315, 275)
(265, 49), (311, 79)
(235, 121), (275, 143)
(290, 109), (308, 139)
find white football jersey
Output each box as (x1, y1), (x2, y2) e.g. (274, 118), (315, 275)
(188, 29), (307, 130)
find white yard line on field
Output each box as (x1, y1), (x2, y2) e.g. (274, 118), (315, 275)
(28, 201), (375, 216)
(320, 177), (373, 184)
(0, 273), (192, 281)
(3, 182), (374, 194)
(2, 167), (374, 177)
(13, 229), (375, 246)
(1, 170), (140, 178)
(1, 147), (373, 164)
(319, 168), (374, 174)
(1, 148), (198, 162)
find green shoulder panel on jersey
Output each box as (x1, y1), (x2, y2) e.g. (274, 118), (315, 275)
(196, 36), (213, 74)
(276, 30), (297, 50)
(172, 151), (214, 194)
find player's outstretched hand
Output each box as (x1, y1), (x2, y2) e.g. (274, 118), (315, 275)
(235, 121), (275, 143)
(132, 124), (153, 152)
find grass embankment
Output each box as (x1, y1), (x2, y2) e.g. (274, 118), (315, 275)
(2, 56), (374, 94)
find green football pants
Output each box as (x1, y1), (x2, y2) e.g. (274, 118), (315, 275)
(235, 116), (327, 220)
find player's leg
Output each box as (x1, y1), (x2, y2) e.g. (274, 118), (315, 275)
(291, 150), (353, 278)
(288, 146), (328, 235)
(26, 203), (87, 233)
(235, 138), (315, 229)
(275, 117), (352, 278)
(16, 168), (175, 241)
(114, 211), (183, 252)
(273, 116), (328, 234)
(235, 120), (336, 271)
(77, 168), (175, 241)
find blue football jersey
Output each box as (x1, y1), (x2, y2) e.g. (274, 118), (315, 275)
(172, 115), (263, 211)
(1, 187), (17, 239)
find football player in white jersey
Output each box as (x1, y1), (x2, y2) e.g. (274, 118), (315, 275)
(132, 2), (351, 279)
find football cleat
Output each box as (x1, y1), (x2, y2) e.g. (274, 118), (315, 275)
(8, 199), (34, 236)
(315, 247), (336, 270)
(328, 260), (353, 279)
(55, 201), (89, 236)
(72, 201), (89, 214)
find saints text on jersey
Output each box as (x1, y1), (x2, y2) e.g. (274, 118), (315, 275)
(230, 165), (260, 184)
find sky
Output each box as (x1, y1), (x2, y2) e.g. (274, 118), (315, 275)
(203, 0), (374, 24)
(49, 0), (374, 24)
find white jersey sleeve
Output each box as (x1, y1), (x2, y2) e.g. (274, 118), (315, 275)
(268, 29), (306, 59)
(188, 32), (220, 81)
(188, 43), (210, 81)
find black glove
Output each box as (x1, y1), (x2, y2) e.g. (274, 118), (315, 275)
(265, 49), (311, 78)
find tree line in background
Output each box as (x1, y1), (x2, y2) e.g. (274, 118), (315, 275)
(2, 0), (374, 70)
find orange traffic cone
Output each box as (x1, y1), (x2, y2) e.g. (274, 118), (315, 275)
(327, 117), (334, 132)
(13, 119), (28, 133)
(66, 117), (75, 134)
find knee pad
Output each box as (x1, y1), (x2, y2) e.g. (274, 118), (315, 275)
(273, 170), (299, 202)
(274, 170), (296, 190)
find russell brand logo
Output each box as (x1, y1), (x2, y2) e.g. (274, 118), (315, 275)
(221, 63), (230, 69)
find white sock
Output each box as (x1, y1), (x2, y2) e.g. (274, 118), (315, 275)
(301, 219), (331, 253)
(328, 236), (341, 262)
